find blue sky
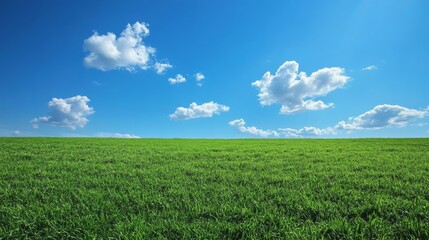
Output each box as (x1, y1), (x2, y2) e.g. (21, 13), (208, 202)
(1, 0), (428, 138)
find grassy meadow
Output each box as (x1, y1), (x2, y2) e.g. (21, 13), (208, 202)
(0, 138), (428, 239)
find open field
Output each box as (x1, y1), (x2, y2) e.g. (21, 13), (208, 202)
(0, 138), (428, 239)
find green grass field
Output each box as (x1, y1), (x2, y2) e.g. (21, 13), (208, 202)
(0, 138), (428, 239)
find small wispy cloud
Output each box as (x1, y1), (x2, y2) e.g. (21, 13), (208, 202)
(195, 73), (205, 81)
(0, 129), (24, 137)
(228, 119), (332, 138)
(154, 62), (173, 74)
(229, 119), (279, 138)
(278, 127), (335, 137)
(170, 102), (229, 120)
(96, 132), (140, 138)
(362, 65), (378, 71)
(195, 72), (205, 86)
(168, 74), (186, 84)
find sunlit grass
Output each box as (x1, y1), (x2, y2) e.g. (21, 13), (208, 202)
(1, 138), (428, 239)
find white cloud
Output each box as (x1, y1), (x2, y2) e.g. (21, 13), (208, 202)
(170, 102), (229, 120)
(362, 65), (378, 71)
(230, 104), (428, 138)
(195, 73), (205, 81)
(195, 72), (205, 86)
(335, 104), (427, 130)
(168, 74), (186, 84)
(32, 95), (94, 129)
(154, 62), (172, 74)
(228, 119), (333, 138)
(279, 127), (335, 137)
(0, 129), (24, 137)
(252, 60), (349, 114)
(96, 132), (140, 138)
(83, 22), (156, 71)
(228, 119), (279, 138)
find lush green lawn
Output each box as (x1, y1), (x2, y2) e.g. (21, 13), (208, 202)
(0, 138), (428, 239)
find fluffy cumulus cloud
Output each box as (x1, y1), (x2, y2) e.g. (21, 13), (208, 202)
(228, 119), (279, 137)
(83, 22), (156, 71)
(154, 62), (172, 74)
(362, 65), (378, 71)
(170, 102), (229, 120)
(168, 74), (186, 84)
(96, 132), (140, 138)
(335, 104), (427, 130)
(32, 95), (94, 129)
(252, 60), (349, 114)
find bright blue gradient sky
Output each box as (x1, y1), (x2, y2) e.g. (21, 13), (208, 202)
(1, 0), (428, 138)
